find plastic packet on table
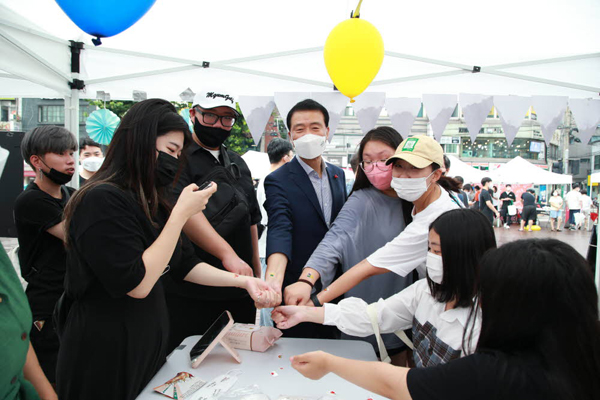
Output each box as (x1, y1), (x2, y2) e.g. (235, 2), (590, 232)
(154, 370), (241, 400)
(277, 395), (341, 400)
(217, 384), (271, 400)
(224, 323), (282, 352)
(153, 372), (206, 399)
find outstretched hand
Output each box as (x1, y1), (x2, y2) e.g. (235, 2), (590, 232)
(290, 351), (332, 380)
(244, 277), (277, 309)
(271, 305), (307, 329)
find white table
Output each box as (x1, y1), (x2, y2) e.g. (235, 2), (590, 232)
(137, 336), (382, 400)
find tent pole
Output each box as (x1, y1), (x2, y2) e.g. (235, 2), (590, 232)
(486, 53), (600, 70)
(0, 27), (71, 81)
(86, 66), (199, 85)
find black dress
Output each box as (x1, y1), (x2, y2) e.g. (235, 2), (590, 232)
(56, 184), (200, 400)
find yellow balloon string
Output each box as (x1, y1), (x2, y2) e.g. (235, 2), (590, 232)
(352, 0), (364, 18)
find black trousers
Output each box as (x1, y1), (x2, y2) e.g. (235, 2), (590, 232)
(165, 294), (256, 354)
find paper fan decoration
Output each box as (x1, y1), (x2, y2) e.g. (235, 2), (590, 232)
(86, 109), (120, 145)
(180, 107), (194, 132)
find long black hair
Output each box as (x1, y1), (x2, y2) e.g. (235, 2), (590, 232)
(64, 99), (192, 243)
(428, 209), (496, 308)
(470, 239), (600, 400)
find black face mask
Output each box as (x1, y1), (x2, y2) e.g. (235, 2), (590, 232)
(193, 118), (231, 149)
(155, 151), (180, 188)
(40, 158), (73, 185)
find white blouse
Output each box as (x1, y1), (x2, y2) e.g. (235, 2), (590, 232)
(323, 279), (481, 367)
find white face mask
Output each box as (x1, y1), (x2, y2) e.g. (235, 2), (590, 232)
(82, 156), (104, 172)
(293, 134), (326, 160)
(390, 171), (435, 202)
(426, 252), (443, 284)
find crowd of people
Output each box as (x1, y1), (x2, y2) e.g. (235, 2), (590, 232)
(2, 94), (599, 400)
(451, 175), (595, 232)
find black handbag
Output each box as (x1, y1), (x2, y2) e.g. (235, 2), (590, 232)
(199, 150), (250, 237)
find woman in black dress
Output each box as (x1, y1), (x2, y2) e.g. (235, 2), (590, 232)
(56, 99), (274, 400)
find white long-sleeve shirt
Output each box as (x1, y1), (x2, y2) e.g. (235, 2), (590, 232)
(367, 186), (460, 277)
(324, 279), (481, 367)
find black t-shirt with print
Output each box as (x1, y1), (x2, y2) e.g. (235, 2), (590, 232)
(499, 191), (516, 211)
(14, 182), (75, 319)
(407, 352), (553, 400)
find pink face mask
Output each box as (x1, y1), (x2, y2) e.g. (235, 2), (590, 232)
(364, 167), (393, 191)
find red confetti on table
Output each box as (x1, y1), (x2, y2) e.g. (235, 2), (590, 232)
(278, 354), (282, 358)
(330, 391), (336, 395)
(270, 371), (278, 377)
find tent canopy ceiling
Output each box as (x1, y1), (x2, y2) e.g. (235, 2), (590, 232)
(1, 0), (599, 100)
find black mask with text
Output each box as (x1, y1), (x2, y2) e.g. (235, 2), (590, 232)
(193, 118), (231, 149)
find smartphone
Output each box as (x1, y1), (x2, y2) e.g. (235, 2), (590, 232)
(197, 181), (213, 190)
(190, 310), (240, 367)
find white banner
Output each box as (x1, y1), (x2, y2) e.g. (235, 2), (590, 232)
(422, 94), (457, 141)
(312, 92), (349, 142)
(385, 97), (421, 139)
(352, 92), (386, 134)
(274, 92), (311, 131)
(460, 93), (493, 143)
(493, 95), (531, 147)
(531, 96), (568, 145)
(238, 96), (276, 144)
(568, 98), (600, 145)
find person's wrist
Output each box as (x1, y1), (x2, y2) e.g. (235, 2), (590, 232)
(311, 293), (322, 307)
(297, 279), (314, 288)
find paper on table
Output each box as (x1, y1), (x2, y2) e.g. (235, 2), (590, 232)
(153, 372), (206, 399)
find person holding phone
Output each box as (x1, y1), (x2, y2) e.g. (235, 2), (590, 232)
(56, 99), (273, 400)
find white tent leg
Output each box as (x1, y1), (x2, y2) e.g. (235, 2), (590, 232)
(65, 89), (80, 190)
(594, 225), (600, 308)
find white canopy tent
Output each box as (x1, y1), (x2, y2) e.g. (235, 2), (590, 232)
(490, 156), (573, 184)
(1, 0), (599, 101)
(446, 155), (488, 184)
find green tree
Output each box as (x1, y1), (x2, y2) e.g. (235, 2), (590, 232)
(87, 100), (134, 118)
(224, 104), (257, 155)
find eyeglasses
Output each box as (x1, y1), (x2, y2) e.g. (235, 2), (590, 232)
(196, 109), (236, 127)
(360, 160), (392, 173)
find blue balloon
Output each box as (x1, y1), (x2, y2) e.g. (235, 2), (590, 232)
(55, 0), (156, 39)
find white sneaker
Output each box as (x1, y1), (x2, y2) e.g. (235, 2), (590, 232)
(504, 225), (510, 229)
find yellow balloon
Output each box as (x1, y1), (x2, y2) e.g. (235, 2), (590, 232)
(531, 225), (542, 231)
(324, 18), (384, 102)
